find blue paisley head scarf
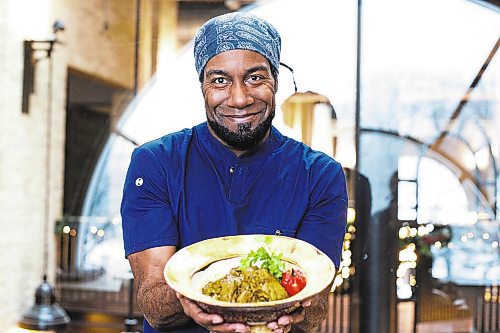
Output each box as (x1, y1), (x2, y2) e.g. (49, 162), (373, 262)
(193, 12), (281, 78)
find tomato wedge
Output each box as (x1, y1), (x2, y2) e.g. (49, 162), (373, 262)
(281, 268), (306, 296)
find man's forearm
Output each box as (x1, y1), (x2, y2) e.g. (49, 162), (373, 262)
(137, 280), (191, 330)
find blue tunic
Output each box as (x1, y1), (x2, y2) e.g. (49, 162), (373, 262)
(121, 122), (347, 333)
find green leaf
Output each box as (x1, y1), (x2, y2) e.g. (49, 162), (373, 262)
(239, 246), (285, 280)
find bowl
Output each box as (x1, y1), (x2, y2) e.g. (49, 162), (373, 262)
(164, 234), (336, 327)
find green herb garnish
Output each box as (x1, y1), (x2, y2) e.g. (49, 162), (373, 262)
(240, 246), (285, 280)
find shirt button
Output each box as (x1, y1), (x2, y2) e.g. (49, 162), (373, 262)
(229, 166), (235, 174)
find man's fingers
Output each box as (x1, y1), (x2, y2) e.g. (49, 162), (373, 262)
(194, 310), (223, 325)
(267, 322), (279, 329)
(268, 314), (292, 333)
(220, 323), (250, 333)
(207, 322), (249, 333)
(270, 306), (305, 331)
(180, 298), (224, 326)
(268, 319), (291, 333)
(210, 316), (224, 324)
(301, 299), (312, 307)
(277, 316), (292, 326)
(177, 293), (249, 333)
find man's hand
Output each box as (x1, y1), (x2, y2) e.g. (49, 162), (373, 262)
(266, 299), (311, 333)
(177, 294), (250, 333)
(277, 288), (330, 333)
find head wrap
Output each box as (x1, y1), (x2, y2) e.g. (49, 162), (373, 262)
(193, 12), (281, 77)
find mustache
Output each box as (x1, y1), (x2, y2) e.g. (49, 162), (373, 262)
(216, 106), (264, 115)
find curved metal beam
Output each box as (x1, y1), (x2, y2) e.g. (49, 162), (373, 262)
(362, 128), (496, 215)
(430, 36), (500, 148)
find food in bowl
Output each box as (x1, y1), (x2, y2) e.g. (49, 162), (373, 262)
(201, 245), (307, 303)
(202, 266), (289, 302)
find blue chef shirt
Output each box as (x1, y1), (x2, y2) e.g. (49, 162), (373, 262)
(121, 122), (348, 333)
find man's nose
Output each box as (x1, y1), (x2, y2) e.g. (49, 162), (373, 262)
(227, 82), (253, 108)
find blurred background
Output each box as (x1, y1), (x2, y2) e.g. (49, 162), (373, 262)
(0, 0), (499, 332)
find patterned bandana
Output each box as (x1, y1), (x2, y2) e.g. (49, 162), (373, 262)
(193, 12), (281, 77)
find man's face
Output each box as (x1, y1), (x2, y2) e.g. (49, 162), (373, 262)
(201, 50), (277, 151)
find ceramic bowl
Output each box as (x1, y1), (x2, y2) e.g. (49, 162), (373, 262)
(164, 234), (335, 326)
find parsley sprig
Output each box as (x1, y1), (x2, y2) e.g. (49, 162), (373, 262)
(240, 246), (285, 280)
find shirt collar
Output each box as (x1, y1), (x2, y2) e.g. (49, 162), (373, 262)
(194, 122), (283, 164)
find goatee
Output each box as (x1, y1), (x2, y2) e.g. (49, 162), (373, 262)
(208, 110), (275, 150)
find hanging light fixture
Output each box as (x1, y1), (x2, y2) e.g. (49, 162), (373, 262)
(18, 20), (70, 333)
(18, 275), (70, 332)
(281, 91), (336, 152)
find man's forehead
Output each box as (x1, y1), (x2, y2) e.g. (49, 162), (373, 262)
(204, 50), (272, 74)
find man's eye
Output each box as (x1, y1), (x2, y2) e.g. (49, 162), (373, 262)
(212, 77), (227, 84)
(248, 75), (262, 82)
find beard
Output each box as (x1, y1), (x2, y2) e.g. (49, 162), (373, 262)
(207, 108), (275, 151)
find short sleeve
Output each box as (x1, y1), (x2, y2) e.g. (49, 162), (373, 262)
(120, 144), (179, 257)
(296, 157), (348, 268)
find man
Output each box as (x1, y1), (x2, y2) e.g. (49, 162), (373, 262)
(121, 12), (347, 333)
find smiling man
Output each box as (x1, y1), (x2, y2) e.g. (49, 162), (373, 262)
(203, 49), (276, 154)
(121, 12), (347, 333)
